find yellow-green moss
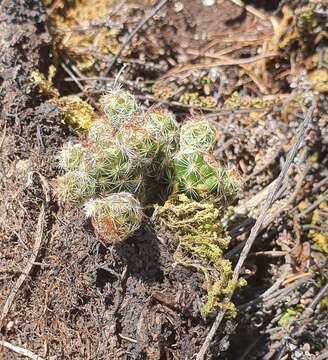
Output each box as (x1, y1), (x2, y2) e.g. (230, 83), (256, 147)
(310, 231), (328, 254)
(29, 67), (59, 98)
(54, 96), (94, 130)
(320, 293), (328, 308)
(157, 194), (236, 316)
(308, 68), (328, 93)
(277, 306), (303, 326)
(309, 201), (328, 254)
(46, 0), (120, 75)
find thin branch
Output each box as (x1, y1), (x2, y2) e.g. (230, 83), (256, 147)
(104, 0), (170, 75)
(162, 52), (279, 79)
(0, 205), (45, 327)
(301, 281), (328, 319)
(61, 63), (100, 111)
(196, 107), (313, 360)
(0, 340), (45, 360)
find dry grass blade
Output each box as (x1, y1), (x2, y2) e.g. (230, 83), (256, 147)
(162, 52), (279, 78)
(0, 204), (45, 327)
(196, 107), (313, 360)
(0, 340), (45, 360)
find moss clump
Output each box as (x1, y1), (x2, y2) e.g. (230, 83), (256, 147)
(29, 67), (59, 98)
(54, 96), (94, 130)
(46, 0), (120, 75)
(157, 194), (236, 316)
(308, 68), (328, 93)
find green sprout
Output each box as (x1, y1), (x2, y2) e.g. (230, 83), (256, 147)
(84, 192), (142, 242)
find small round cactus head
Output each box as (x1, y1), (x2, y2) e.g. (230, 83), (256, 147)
(174, 151), (241, 202)
(145, 108), (179, 150)
(88, 118), (115, 143)
(174, 151), (218, 200)
(180, 119), (216, 153)
(100, 90), (140, 128)
(59, 143), (85, 171)
(57, 170), (97, 203)
(84, 192), (142, 243)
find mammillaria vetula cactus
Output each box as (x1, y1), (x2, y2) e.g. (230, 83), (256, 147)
(57, 89), (242, 313)
(84, 193), (142, 242)
(174, 119), (241, 201)
(57, 89), (240, 244)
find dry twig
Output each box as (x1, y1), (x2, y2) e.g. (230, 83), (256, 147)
(0, 340), (45, 360)
(162, 52), (279, 79)
(0, 204), (45, 327)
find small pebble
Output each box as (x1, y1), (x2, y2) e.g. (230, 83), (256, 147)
(174, 2), (184, 12)
(202, 0), (216, 6)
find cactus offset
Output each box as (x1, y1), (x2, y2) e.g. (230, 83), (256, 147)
(100, 89), (140, 128)
(180, 119), (216, 153)
(84, 192), (142, 242)
(174, 119), (241, 202)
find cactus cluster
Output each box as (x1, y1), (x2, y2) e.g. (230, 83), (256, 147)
(57, 89), (242, 313)
(57, 89), (240, 246)
(57, 90), (180, 242)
